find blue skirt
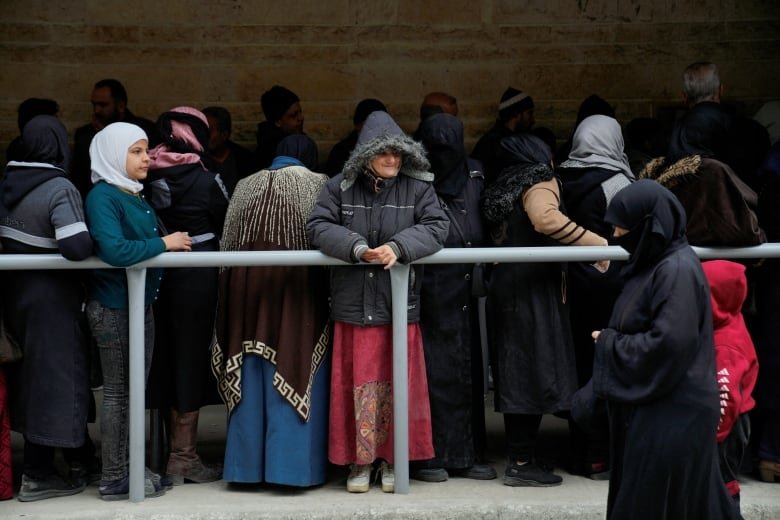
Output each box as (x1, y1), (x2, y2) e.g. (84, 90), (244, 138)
(222, 353), (330, 486)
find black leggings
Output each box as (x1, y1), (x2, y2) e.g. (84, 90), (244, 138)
(504, 413), (542, 462)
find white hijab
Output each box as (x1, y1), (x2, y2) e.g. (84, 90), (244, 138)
(560, 114), (634, 179)
(89, 122), (148, 193)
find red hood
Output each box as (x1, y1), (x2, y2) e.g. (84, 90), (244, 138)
(702, 260), (746, 328)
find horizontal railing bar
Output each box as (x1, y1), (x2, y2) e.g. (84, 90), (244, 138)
(1, 243), (779, 270)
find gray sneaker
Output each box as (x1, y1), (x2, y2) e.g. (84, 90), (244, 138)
(17, 473), (86, 502)
(346, 464), (371, 493)
(379, 462), (394, 493)
(98, 475), (166, 501)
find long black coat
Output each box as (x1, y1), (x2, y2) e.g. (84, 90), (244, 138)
(593, 241), (737, 520)
(144, 162), (229, 411)
(419, 162), (485, 468)
(486, 196), (578, 415)
(752, 143), (780, 412)
(558, 166), (629, 384)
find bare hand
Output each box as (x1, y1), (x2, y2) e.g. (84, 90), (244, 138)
(591, 330), (601, 342)
(361, 244), (398, 270)
(163, 231), (192, 252)
(593, 259), (610, 273)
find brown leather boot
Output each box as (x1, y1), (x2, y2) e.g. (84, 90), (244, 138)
(758, 459), (780, 483)
(166, 409), (221, 485)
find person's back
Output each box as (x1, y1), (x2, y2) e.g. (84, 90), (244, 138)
(5, 98), (60, 164)
(202, 106), (256, 196)
(472, 87), (535, 186)
(641, 99), (764, 247)
(0, 115), (92, 502)
(701, 260), (758, 512)
(556, 94), (615, 164)
(751, 104), (780, 485)
(325, 98), (386, 177)
(146, 108), (229, 247)
(556, 114), (632, 478)
(254, 85), (306, 170)
(642, 154), (764, 247)
(215, 133), (331, 488)
(144, 107), (226, 485)
(415, 113), (495, 482)
(624, 117), (668, 177)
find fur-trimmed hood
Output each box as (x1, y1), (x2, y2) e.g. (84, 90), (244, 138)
(340, 111), (432, 191)
(639, 155), (702, 189)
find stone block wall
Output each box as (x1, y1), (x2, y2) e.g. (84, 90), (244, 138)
(1, 0), (778, 164)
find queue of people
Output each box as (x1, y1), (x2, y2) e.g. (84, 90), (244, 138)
(0, 62), (777, 520)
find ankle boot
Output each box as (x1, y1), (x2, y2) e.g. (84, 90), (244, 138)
(166, 409), (221, 485)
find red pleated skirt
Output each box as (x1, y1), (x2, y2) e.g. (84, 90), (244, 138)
(328, 322), (434, 465)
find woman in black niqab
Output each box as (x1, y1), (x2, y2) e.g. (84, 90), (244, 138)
(593, 180), (739, 519)
(604, 179), (687, 276)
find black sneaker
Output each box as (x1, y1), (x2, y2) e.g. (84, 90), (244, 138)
(145, 467), (173, 491)
(17, 473), (86, 502)
(410, 467), (448, 482)
(504, 461), (562, 487)
(450, 463), (498, 480)
(98, 475), (166, 501)
(68, 456), (102, 485)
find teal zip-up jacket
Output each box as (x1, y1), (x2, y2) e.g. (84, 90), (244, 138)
(85, 180), (165, 308)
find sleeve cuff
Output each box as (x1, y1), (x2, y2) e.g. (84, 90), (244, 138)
(352, 241), (369, 262)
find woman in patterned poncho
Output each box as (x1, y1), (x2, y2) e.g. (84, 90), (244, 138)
(213, 134), (331, 487)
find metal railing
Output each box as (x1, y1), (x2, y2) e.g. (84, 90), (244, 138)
(1, 243), (778, 501)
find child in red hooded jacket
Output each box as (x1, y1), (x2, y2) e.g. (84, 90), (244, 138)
(702, 260), (759, 510)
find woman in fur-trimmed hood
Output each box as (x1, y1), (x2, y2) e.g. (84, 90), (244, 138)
(640, 103), (764, 247)
(307, 111), (448, 493)
(339, 110), (433, 191)
(480, 133), (609, 487)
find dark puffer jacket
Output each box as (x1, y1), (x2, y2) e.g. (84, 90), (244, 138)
(306, 111), (449, 325)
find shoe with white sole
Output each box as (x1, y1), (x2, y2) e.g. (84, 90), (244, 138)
(346, 464), (371, 493)
(379, 461), (394, 493)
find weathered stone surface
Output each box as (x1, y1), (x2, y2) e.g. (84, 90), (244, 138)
(0, 0), (778, 164)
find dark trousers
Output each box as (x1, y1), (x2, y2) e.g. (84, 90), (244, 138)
(719, 413), (750, 517)
(23, 440), (55, 479)
(504, 413), (542, 462)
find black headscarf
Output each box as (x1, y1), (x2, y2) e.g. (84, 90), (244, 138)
(275, 134), (319, 171)
(605, 179), (687, 275)
(666, 102), (731, 165)
(481, 133), (554, 223)
(418, 113), (469, 198)
(20, 114), (70, 171)
(1, 115), (69, 218)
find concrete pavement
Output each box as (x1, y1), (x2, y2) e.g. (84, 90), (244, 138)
(3, 394), (780, 519)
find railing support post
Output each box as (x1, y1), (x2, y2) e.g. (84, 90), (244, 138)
(126, 268), (147, 503)
(390, 264), (410, 494)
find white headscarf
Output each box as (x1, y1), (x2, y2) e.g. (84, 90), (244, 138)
(560, 114), (634, 179)
(89, 122), (148, 193)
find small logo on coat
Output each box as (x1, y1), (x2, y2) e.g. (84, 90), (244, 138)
(342, 210), (354, 216)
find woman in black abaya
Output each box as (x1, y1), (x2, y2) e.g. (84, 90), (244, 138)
(591, 180), (737, 519)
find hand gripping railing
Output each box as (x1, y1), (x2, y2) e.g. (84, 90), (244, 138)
(1, 243), (778, 501)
